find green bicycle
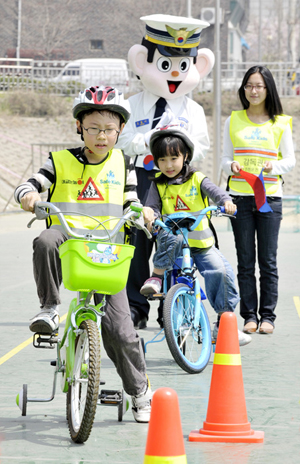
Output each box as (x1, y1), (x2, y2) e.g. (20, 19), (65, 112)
(16, 201), (150, 443)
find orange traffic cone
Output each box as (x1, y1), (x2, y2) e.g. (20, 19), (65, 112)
(144, 387), (187, 463)
(189, 312), (264, 443)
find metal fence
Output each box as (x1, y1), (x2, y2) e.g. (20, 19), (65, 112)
(0, 58), (299, 97)
(2, 143), (300, 234)
(197, 61), (300, 96)
(0, 142), (81, 213)
(0, 58), (133, 95)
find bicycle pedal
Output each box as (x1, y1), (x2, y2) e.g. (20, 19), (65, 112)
(98, 389), (122, 406)
(147, 292), (165, 301)
(33, 332), (58, 349)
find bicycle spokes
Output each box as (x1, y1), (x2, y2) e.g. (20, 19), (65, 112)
(163, 283), (211, 374)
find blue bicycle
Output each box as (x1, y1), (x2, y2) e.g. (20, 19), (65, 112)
(147, 205), (231, 374)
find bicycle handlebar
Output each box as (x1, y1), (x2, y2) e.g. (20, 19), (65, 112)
(27, 201), (152, 240)
(154, 205), (237, 233)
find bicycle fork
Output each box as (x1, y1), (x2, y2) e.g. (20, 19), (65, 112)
(60, 291), (105, 393)
(177, 245), (202, 330)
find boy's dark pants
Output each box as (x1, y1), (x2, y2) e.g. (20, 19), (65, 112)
(32, 228), (147, 396)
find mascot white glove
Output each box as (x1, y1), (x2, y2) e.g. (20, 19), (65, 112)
(144, 109), (176, 148)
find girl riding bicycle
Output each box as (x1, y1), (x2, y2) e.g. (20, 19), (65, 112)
(140, 123), (251, 346)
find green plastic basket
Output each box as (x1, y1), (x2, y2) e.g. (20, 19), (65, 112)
(59, 239), (135, 294)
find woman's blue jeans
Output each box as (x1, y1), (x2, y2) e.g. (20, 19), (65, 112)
(230, 195), (282, 326)
(153, 230), (240, 315)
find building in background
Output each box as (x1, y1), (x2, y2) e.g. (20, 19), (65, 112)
(0, 1), (249, 64)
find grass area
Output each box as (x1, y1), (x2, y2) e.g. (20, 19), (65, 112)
(0, 89), (299, 119)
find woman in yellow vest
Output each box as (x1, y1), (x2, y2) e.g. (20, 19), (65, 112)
(140, 124), (252, 346)
(221, 65), (296, 335)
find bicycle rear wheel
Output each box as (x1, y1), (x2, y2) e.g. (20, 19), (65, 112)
(163, 283), (211, 374)
(66, 319), (101, 443)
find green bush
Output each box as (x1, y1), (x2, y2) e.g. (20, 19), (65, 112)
(0, 90), (72, 117)
(0, 89), (298, 119)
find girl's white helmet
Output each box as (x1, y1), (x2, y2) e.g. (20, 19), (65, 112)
(72, 86), (130, 123)
(150, 124), (194, 163)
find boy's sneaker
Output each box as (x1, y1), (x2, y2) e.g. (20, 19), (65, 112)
(140, 277), (162, 296)
(29, 306), (59, 334)
(212, 323), (252, 347)
(132, 379), (152, 423)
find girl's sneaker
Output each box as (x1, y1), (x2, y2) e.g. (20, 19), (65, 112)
(140, 277), (162, 296)
(212, 323), (252, 346)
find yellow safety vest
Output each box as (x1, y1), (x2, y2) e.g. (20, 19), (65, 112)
(156, 172), (214, 249)
(229, 110), (292, 195)
(48, 149), (125, 241)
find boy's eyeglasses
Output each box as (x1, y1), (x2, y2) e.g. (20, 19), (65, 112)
(244, 84), (266, 91)
(82, 126), (120, 136)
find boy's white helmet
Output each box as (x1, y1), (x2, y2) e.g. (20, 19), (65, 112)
(73, 86), (131, 123)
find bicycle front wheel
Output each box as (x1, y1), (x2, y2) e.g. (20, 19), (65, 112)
(66, 319), (101, 443)
(163, 283), (211, 374)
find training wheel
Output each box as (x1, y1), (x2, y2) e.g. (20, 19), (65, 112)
(118, 390), (129, 422)
(16, 384), (28, 416)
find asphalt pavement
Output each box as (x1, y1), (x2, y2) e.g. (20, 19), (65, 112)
(0, 212), (299, 463)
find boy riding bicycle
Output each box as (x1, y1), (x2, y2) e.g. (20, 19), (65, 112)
(14, 86), (154, 423)
(140, 123), (252, 346)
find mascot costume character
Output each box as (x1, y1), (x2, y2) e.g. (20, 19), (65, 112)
(117, 14), (215, 329)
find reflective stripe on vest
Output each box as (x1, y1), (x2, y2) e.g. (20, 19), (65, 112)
(156, 172), (214, 249)
(229, 110), (292, 195)
(48, 149), (125, 241)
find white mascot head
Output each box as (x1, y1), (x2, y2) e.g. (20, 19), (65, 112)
(128, 14), (215, 100)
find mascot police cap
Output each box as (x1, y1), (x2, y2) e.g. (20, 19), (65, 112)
(140, 13), (210, 57)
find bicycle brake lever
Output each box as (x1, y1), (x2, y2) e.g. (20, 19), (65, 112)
(34, 205), (50, 220)
(27, 217), (37, 228)
(221, 212), (236, 219)
(28, 204), (50, 228)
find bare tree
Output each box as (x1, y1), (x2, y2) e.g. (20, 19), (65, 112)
(0, 1), (18, 55)
(245, 0), (300, 64)
(20, 0), (87, 60)
(288, 0), (299, 66)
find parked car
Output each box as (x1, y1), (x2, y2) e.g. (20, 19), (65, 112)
(51, 58), (130, 93)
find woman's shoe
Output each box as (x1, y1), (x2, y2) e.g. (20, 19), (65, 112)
(259, 321), (274, 334)
(243, 321), (258, 334)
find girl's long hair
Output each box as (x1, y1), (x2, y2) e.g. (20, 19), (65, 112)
(151, 135), (195, 184)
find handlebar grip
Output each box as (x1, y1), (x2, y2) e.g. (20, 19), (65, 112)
(130, 202), (143, 214)
(220, 206), (237, 216)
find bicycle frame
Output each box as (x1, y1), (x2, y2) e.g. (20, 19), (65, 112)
(144, 206), (232, 372)
(17, 201), (150, 440)
(157, 205), (222, 309)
